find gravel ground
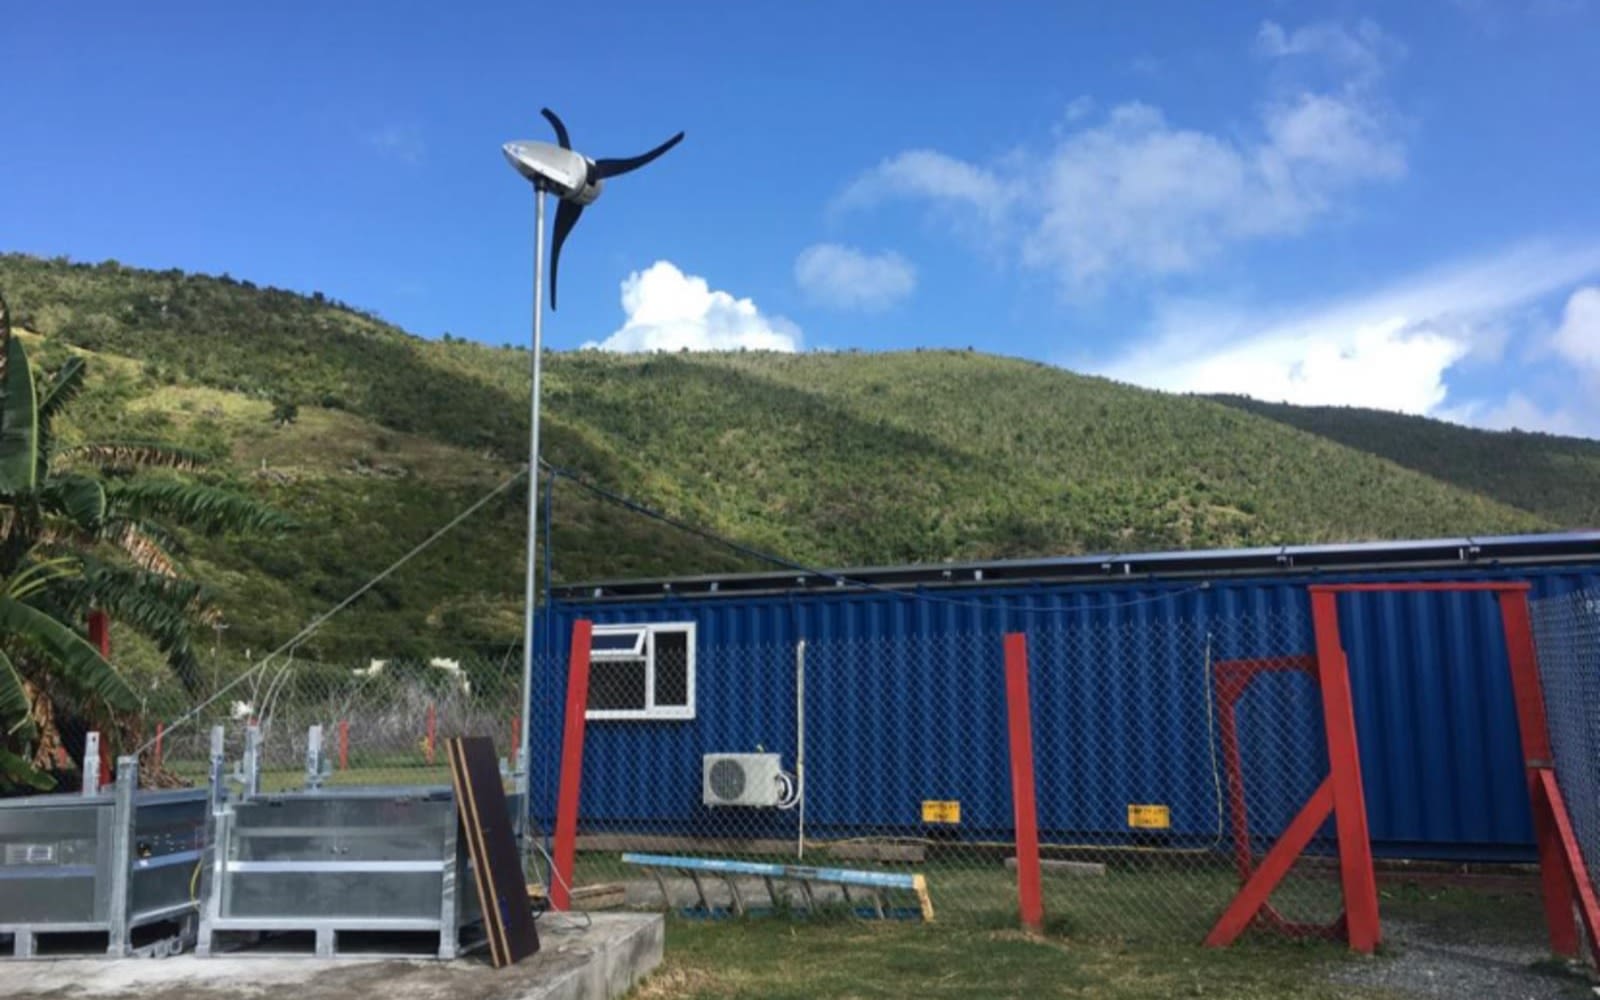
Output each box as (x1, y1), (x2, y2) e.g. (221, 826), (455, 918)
(1331, 920), (1594, 1000)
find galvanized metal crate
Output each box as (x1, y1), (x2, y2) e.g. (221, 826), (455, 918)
(0, 743), (207, 958)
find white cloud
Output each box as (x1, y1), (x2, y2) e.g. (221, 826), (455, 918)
(1094, 241), (1600, 420)
(1552, 286), (1600, 369)
(1129, 55), (1163, 77)
(586, 261), (800, 353)
(837, 20), (1406, 294)
(835, 149), (1011, 217)
(1255, 19), (1403, 84)
(363, 124), (425, 163)
(794, 244), (916, 312)
(1064, 96), (1096, 122)
(1442, 393), (1594, 438)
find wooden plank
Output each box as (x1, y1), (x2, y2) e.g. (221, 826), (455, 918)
(828, 843), (927, 864)
(1006, 857), (1107, 877)
(577, 833), (802, 856)
(448, 736), (539, 968)
(527, 882), (626, 910)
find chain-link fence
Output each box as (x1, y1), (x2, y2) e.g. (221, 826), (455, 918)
(143, 651), (525, 792)
(534, 608), (1343, 941)
(1531, 586), (1600, 905)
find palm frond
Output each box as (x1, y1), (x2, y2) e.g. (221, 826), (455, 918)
(106, 479), (293, 536)
(37, 356), (87, 426)
(0, 292), (9, 383)
(53, 563), (214, 693)
(41, 473), (107, 531)
(0, 649), (37, 740)
(57, 442), (208, 473)
(0, 596), (137, 711)
(102, 519), (178, 576)
(36, 356), (88, 481)
(4, 556), (82, 602)
(0, 315), (38, 494)
(0, 747), (54, 792)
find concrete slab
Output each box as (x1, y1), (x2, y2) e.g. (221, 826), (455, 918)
(0, 912), (662, 1000)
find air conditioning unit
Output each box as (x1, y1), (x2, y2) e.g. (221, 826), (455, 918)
(703, 753), (782, 807)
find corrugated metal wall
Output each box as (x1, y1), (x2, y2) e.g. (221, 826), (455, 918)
(536, 562), (1600, 861)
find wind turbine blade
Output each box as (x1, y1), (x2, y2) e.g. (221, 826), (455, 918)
(540, 108), (571, 150)
(593, 132), (685, 179)
(549, 199), (583, 310)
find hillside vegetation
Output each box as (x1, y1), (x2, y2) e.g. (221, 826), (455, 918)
(0, 253), (1590, 672)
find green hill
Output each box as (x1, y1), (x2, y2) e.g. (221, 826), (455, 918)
(0, 252), (1586, 670)
(1209, 395), (1600, 529)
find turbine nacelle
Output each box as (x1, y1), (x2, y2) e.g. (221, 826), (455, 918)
(500, 141), (603, 206)
(502, 108), (683, 309)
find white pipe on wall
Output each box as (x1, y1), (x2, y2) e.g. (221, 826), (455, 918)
(796, 639), (807, 861)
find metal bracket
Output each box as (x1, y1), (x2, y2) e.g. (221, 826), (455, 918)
(82, 731), (102, 797)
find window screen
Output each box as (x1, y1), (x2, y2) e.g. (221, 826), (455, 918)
(588, 658), (647, 712)
(585, 623), (695, 720)
(653, 631), (689, 708)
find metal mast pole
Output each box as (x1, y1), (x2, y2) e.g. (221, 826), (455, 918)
(517, 186), (546, 824)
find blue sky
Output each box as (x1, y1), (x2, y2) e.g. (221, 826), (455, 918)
(6, 2), (1600, 436)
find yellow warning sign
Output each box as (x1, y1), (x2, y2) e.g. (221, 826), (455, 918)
(1127, 804), (1171, 829)
(922, 800), (962, 824)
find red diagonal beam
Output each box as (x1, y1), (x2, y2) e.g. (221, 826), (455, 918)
(1537, 769), (1600, 955)
(1205, 778), (1335, 947)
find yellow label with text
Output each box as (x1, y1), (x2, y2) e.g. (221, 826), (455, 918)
(922, 800), (961, 824)
(1127, 804), (1171, 829)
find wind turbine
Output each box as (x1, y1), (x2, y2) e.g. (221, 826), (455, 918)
(502, 109), (684, 799)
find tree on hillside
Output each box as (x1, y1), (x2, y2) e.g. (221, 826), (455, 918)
(0, 292), (290, 791)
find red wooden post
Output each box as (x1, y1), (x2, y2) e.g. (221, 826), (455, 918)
(551, 620), (594, 911)
(1003, 632), (1045, 933)
(87, 610), (110, 655)
(1499, 589), (1583, 955)
(425, 704), (437, 765)
(1309, 589), (1382, 953)
(511, 715), (522, 765)
(87, 610), (113, 787)
(338, 720), (350, 771)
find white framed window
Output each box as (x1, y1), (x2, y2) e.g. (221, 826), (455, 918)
(586, 622), (696, 721)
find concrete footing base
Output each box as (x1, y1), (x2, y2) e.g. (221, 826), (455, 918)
(0, 912), (663, 1000)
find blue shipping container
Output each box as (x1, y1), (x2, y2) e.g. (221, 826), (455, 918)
(533, 532), (1600, 862)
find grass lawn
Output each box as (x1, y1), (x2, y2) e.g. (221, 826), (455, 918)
(633, 916), (1392, 1000)
(615, 860), (1585, 999)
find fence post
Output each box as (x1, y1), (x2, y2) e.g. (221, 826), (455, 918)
(88, 611), (113, 788)
(426, 704), (437, 765)
(551, 620), (594, 912)
(1003, 632), (1044, 933)
(338, 720), (349, 771)
(154, 723), (164, 772)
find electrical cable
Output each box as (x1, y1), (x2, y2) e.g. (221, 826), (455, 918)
(774, 770), (800, 810)
(526, 836), (592, 931)
(545, 462), (1213, 614)
(136, 468), (528, 754)
(1202, 631), (1226, 851)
